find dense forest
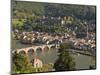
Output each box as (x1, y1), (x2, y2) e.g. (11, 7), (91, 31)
(12, 0), (96, 20)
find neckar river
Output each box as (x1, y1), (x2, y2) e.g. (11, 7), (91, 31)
(11, 39), (95, 70)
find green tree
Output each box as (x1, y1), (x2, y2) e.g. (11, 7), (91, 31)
(12, 52), (35, 74)
(54, 43), (75, 71)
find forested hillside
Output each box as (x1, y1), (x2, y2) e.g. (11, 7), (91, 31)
(12, 0), (96, 20)
(12, 0), (96, 37)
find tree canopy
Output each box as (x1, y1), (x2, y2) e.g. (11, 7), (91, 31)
(12, 0), (96, 21)
(54, 43), (76, 71)
(12, 53), (34, 74)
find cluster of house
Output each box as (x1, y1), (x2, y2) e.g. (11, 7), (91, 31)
(72, 38), (95, 51)
(36, 15), (74, 25)
(14, 31), (63, 45)
(14, 30), (96, 54)
(66, 33), (96, 54)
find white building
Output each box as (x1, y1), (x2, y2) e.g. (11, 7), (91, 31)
(33, 58), (43, 68)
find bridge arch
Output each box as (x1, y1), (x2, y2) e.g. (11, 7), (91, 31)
(27, 48), (34, 54)
(27, 48), (35, 59)
(15, 44), (57, 55)
(36, 47), (43, 54)
(18, 50), (26, 55)
(43, 45), (49, 52)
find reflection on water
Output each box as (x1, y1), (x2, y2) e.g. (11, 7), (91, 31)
(12, 39), (95, 69)
(37, 49), (58, 64)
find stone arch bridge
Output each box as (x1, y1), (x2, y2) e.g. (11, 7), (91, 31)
(15, 44), (57, 54)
